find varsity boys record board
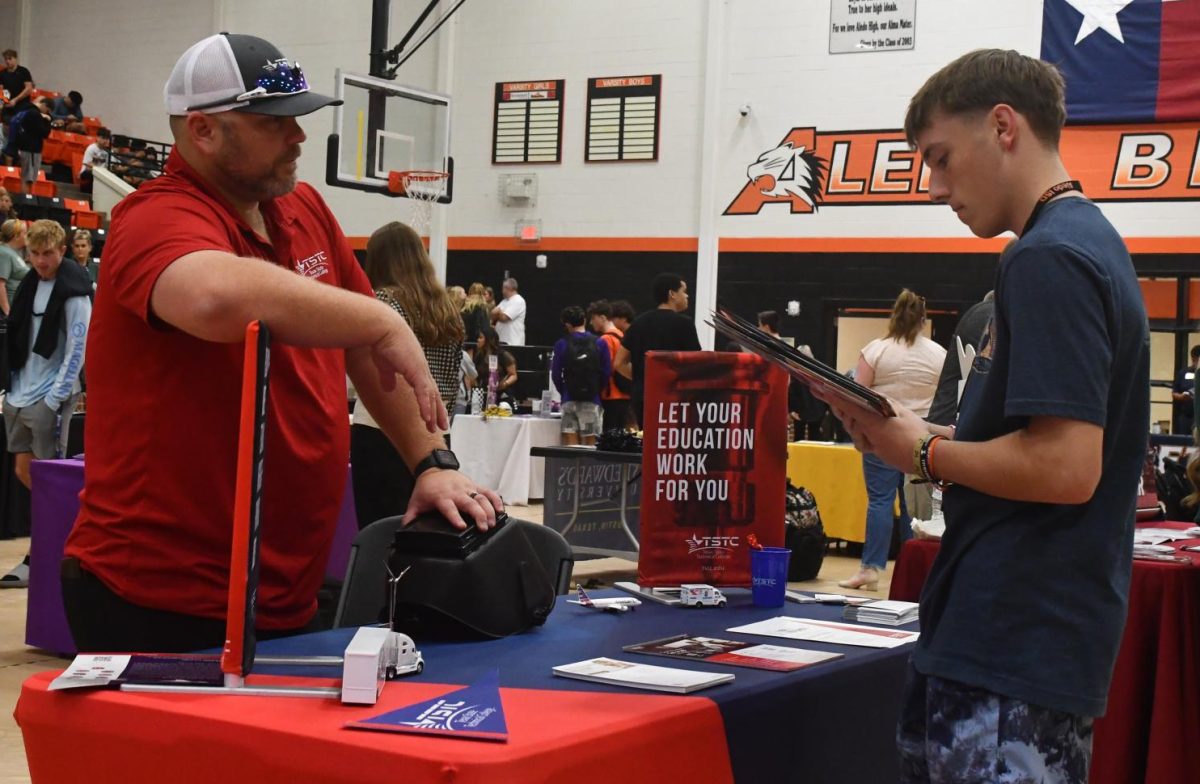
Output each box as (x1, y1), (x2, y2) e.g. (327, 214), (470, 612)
(585, 74), (662, 162)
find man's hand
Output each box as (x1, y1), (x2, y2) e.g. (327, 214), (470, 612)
(369, 321), (448, 434)
(403, 469), (505, 531)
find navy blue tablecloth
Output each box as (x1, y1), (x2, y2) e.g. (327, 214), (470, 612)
(257, 588), (914, 784)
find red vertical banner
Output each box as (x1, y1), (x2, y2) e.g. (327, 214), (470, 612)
(638, 351), (787, 587)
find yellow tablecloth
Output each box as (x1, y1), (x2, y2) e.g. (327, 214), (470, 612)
(786, 442), (873, 542)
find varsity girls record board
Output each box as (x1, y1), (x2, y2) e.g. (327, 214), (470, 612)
(492, 79), (564, 164)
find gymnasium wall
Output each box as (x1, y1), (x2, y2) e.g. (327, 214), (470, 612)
(8, 1), (1197, 353)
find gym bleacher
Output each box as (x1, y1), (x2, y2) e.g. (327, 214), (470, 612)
(4, 86), (172, 252)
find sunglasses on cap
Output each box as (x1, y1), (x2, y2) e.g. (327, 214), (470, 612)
(186, 59), (310, 113)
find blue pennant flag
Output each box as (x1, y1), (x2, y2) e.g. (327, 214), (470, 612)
(347, 670), (508, 742)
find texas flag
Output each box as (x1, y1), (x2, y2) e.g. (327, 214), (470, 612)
(1041, 0), (1200, 122)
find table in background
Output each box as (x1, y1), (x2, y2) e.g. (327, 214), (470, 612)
(25, 459), (358, 656)
(449, 414), (562, 505)
(17, 590), (916, 784)
(889, 522), (1200, 784)
(0, 413), (83, 539)
(531, 445), (641, 559)
(787, 441), (869, 542)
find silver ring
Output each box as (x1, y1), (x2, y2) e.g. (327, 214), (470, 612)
(469, 492), (480, 499)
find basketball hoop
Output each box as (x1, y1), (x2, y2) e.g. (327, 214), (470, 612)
(389, 170), (448, 234)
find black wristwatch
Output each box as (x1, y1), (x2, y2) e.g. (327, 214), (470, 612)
(412, 448), (459, 479)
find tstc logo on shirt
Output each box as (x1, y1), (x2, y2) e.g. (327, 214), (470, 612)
(294, 250), (330, 280)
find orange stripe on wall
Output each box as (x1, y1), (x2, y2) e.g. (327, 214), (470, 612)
(1139, 279), (1177, 320)
(718, 237), (1011, 253)
(446, 236), (699, 252)
(346, 235), (1200, 254)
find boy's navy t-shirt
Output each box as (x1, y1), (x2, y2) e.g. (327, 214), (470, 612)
(912, 196), (1150, 717)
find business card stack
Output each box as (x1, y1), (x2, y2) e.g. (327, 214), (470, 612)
(843, 600), (920, 626)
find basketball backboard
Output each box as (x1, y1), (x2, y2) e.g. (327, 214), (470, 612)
(326, 70), (453, 203)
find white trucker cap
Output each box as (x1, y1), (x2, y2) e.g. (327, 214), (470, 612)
(164, 33), (340, 117)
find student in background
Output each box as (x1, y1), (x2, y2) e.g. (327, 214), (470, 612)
(473, 325), (517, 406)
(609, 299), (635, 333)
(78, 128), (112, 195)
(50, 91), (84, 127)
(588, 299), (633, 430)
(0, 220), (91, 588)
(66, 229), (99, 289)
(613, 273), (700, 428)
(552, 305), (610, 446)
(0, 49), (33, 123)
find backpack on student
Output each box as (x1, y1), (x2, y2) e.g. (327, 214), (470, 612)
(563, 332), (603, 401)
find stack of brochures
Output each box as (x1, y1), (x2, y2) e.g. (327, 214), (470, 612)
(552, 657), (734, 693)
(843, 600), (920, 626)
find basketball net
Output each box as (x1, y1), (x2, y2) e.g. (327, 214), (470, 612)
(397, 170), (448, 235)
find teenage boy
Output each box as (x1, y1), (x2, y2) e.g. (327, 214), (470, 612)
(587, 299), (632, 429)
(551, 305), (610, 446)
(822, 50), (1148, 782)
(0, 220), (91, 587)
(613, 273), (700, 427)
(78, 127), (112, 194)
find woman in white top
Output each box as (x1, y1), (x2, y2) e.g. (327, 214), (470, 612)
(840, 289), (947, 590)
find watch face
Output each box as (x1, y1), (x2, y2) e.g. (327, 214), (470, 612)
(433, 449), (459, 470)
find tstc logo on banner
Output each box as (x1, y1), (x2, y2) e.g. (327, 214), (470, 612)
(725, 123), (1200, 215)
(685, 535), (740, 557)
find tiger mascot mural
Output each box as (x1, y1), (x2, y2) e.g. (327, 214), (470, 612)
(744, 141), (827, 210)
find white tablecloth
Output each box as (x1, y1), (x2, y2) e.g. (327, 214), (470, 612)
(449, 414), (562, 505)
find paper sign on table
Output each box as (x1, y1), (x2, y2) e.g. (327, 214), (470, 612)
(347, 670), (508, 742)
(728, 617), (919, 649)
(552, 657), (734, 693)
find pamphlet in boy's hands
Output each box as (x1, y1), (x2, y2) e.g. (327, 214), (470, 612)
(552, 657), (734, 693)
(709, 308), (896, 417)
(623, 634), (843, 672)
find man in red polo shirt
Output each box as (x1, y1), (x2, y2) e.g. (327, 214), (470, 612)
(62, 33), (502, 653)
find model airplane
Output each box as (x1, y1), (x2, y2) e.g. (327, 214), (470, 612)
(568, 585), (642, 613)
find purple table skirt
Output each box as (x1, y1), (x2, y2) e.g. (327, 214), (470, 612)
(26, 459), (358, 655)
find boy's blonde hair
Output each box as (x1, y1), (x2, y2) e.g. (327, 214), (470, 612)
(26, 219), (66, 251)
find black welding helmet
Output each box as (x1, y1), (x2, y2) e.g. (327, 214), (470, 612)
(387, 513), (574, 639)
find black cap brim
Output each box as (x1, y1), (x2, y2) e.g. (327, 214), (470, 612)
(232, 90), (342, 117)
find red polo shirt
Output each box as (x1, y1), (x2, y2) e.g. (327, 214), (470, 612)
(66, 150), (372, 629)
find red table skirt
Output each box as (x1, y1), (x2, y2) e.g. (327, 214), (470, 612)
(889, 524), (1200, 784)
(16, 673), (735, 784)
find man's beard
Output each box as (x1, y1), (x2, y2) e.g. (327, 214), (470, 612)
(214, 121), (298, 201)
